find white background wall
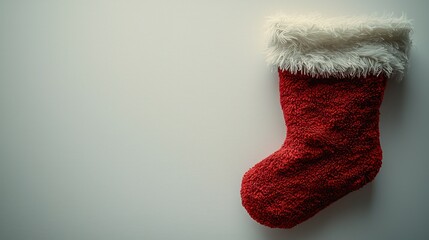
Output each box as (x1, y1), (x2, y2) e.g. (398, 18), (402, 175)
(1, 1), (428, 239)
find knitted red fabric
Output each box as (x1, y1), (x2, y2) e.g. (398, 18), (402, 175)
(240, 69), (387, 228)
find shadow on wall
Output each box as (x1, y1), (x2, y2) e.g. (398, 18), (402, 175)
(381, 50), (410, 129)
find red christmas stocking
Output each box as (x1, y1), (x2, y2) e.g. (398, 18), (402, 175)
(241, 15), (412, 228)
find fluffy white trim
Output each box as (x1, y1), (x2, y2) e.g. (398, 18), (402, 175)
(266, 15), (412, 79)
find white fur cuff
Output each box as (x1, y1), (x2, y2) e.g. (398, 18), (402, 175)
(266, 15), (412, 79)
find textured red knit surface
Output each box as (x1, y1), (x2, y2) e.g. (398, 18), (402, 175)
(241, 69), (387, 228)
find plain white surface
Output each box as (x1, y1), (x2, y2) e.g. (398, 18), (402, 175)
(0, 1), (428, 240)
